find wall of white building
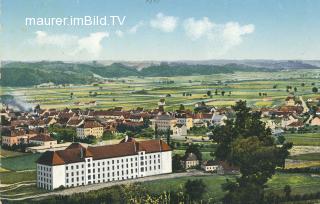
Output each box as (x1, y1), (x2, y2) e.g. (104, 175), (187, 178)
(38, 150), (172, 190)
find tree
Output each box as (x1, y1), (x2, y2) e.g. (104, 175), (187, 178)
(301, 83), (305, 87)
(215, 89), (218, 95)
(154, 124), (159, 139)
(294, 87), (297, 92)
(179, 104), (185, 111)
(277, 135), (286, 144)
(221, 91), (225, 96)
(172, 154), (183, 172)
(284, 185), (291, 199)
(184, 179), (206, 202)
(166, 128), (171, 146)
(70, 92), (74, 99)
(185, 144), (202, 161)
(211, 100), (292, 204)
(207, 90), (212, 96)
(312, 87), (318, 93)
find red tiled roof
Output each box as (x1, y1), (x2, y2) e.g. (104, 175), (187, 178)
(78, 120), (103, 128)
(37, 151), (65, 165)
(37, 139), (171, 166)
(30, 134), (55, 142)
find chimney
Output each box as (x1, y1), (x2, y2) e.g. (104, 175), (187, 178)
(80, 148), (83, 159)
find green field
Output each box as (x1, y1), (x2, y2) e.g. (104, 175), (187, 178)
(1, 153), (41, 171)
(2, 70), (319, 110)
(289, 153), (320, 161)
(0, 149), (26, 158)
(0, 171), (37, 184)
(285, 133), (320, 146)
(140, 173), (320, 201)
(266, 173), (320, 195)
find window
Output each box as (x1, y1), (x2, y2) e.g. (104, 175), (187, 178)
(140, 167), (144, 172)
(66, 166), (68, 170)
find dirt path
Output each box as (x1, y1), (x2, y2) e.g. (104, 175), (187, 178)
(1, 171), (210, 201)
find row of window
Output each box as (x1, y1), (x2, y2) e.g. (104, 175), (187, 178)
(38, 172), (52, 178)
(38, 165), (51, 172)
(38, 176), (51, 183)
(66, 175), (139, 188)
(38, 182), (52, 190)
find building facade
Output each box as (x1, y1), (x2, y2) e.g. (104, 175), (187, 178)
(76, 120), (104, 138)
(36, 138), (172, 190)
(151, 114), (177, 132)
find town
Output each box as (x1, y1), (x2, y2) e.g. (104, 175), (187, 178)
(1, 90), (320, 198)
(2, 0), (320, 203)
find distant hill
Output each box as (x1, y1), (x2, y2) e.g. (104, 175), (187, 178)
(0, 60), (318, 87)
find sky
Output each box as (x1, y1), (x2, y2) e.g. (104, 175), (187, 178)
(1, 0), (320, 61)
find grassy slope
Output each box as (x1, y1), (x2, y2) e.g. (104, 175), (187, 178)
(1, 153), (41, 171)
(285, 133), (320, 146)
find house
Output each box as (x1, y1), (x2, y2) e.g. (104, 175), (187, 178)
(175, 114), (193, 130)
(29, 134), (57, 147)
(287, 121), (304, 129)
(128, 115), (144, 123)
(172, 124), (187, 136)
(192, 113), (213, 127)
(158, 98), (166, 106)
(211, 114), (227, 126)
(76, 120), (104, 139)
(67, 118), (83, 128)
(183, 153), (199, 169)
(150, 114), (177, 132)
(281, 115), (298, 128)
(285, 96), (296, 106)
(1, 128), (38, 146)
(218, 161), (240, 174)
(201, 160), (223, 172)
(36, 139), (172, 190)
(309, 116), (320, 126)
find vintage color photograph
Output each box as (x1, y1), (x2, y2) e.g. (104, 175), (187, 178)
(0, 0), (320, 203)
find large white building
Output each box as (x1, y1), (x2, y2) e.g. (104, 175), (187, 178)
(36, 138), (172, 190)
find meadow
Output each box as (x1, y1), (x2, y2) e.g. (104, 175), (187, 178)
(1, 69), (319, 111)
(285, 133), (320, 146)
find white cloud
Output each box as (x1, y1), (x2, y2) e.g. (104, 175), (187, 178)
(128, 21), (144, 34)
(115, 30), (124, 37)
(33, 31), (109, 58)
(35, 31), (78, 47)
(222, 22), (254, 47)
(76, 32), (109, 57)
(184, 17), (214, 40)
(150, 13), (178, 32)
(183, 17), (254, 54)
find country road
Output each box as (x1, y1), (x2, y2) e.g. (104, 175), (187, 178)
(1, 170), (211, 201)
